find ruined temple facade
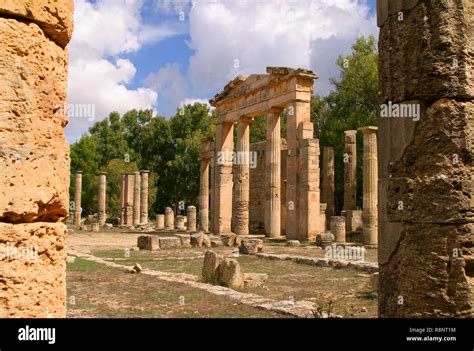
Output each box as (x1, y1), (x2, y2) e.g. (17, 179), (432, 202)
(200, 67), (325, 240)
(377, 0), (474, 317)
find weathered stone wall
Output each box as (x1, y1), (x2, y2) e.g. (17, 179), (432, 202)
(246, 140), (287, 234)
(0, 0), (73, 317)
(378, 0), (474, 317)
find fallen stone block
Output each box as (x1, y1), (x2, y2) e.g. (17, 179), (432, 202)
(217, 258), (245, 290)
(239, 239), (264, 255)
(202, 250), (221, 284)
(175, 234), (191, 247)
(221, 233), (237, 247)
(90, 223), (100, 232)
(210, 239), (223, 248)
(159, 237), (181, 250)
(316, 232), (335, 249)
(191, 232), (204, 247)
(137, 235), (159, 251)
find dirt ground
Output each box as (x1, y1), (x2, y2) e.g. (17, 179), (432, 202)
(67, 230), (378, 318)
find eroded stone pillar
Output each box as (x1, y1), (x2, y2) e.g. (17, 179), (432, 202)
(343, 130), (357, 212)
(98, 172), (106, 226)
(330, 216), (346, 243)
(74, 171), (82, 226)
(377, 0), (474, 317)
(321, 147), (335, 230)
(234, 117), (251, 235)
(140, 170), (149, 225)
(358, 127), (378, 246)
(132, 171), (141, 227)
(199, 159), (210, 232)
(265, 109), (282, 238)
(165, 207), (174, 230)
(214, 121), (234, 233)
(0, 0), (74, 318)
(124, 173), (134, 226)
(120, 174), (125, 225)
(187, 206), (197, 232)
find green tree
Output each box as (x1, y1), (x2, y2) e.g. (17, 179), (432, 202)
(312, 35), (378, 215)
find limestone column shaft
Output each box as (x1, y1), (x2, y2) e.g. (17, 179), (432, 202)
(120, 174), (125, 225)
(140, 170), (149, 225)
(234, 117), (251, 235)
(98, 172), (106, 225)
(321, 147), (335, 229)
(199, 159), (210, 232)
(358, 126), (378, 246)
(133, 171), (141, 226)
(214, 121), (234, 233)
(73, 171), (82, 225)
(125, 174), (134, 226)
(344, 130), (357, 211)
(265, 109), (282, 238)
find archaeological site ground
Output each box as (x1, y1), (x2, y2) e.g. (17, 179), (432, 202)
(0, 0), (473, 348)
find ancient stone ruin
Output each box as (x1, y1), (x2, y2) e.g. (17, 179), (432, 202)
(0, 0), (74, 317)
(377, 0), (474, 317)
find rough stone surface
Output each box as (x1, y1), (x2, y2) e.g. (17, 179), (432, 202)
(379, 1), (474, 103)
(175, 215), (185, 230)
(164, 207), (174, 229)
(191, 232), (205, 248)
(244, 273), (268, 288)
(0, 223), (67, 317)
(221, 233), (237, 247)
(202, 250), (221, 284)
(158, 237), (181, 250)
(156, 214), (164, 229)
(378, 0), (474, 317)
(175, 234), (191, 247)
(216, 258), (245, 290)
(137, 235), (159, 251)
(316, 232), (335, 249)
(0, 18), (70, 223)
(0, 0), (74, 49)
(239, 239), (264, 255)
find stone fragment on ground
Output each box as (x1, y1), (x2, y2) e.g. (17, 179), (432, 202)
(239, 239), (264, 255)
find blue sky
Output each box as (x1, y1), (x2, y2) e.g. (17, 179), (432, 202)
(66, 0), (378, 142)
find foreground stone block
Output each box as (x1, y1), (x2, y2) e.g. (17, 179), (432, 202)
(286, 240), (300, 247)
(217, 258), (245, 290)
(221, 233), (237, 247)
(239, 239), (264, 255)
(202, 250), (221, 284)
(158, 237), (181, 250)
(137, 236), (159, 251)
(0, 223), (67, 317)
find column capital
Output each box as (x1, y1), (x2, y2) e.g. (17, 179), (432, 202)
(344, 130), (357, 136)
(140, 170), (150, 174)
(75, 170), (83, 174)
(358, 126), (378, 134)
(98, 171), (107, 175)
(238, 115), (253, 124)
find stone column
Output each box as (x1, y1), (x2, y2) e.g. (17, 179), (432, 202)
(140, 170), (149, 225)
(199, 159), (210, 232)
(234, 117), (251, 235)
(321, 147), (335, 230)
(187, 206), (197, 232)
(132, 171), (141, 226)
(214, 121), (234, 233)
(120, 174), (125, 225)
(156, 214), (165, 229)
(0, 0), (74, 318)
(265, 109), (282, 238)
(98, 172), (106, 226)
(175, 215), (185, 230)
(358, 126), (378, 246)
(124, 174), (134, 226)
(164, 207), (174, 230)
(343, 130), (357, 212)
(330, 216), (346, 243)
(74, 171), (82, 226)
(377, 0), (474, 317)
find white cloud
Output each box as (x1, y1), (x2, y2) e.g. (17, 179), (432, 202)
(144, 63), (187, 116)
(66, 0), (183, 142)
(186, 0), (378, 95)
